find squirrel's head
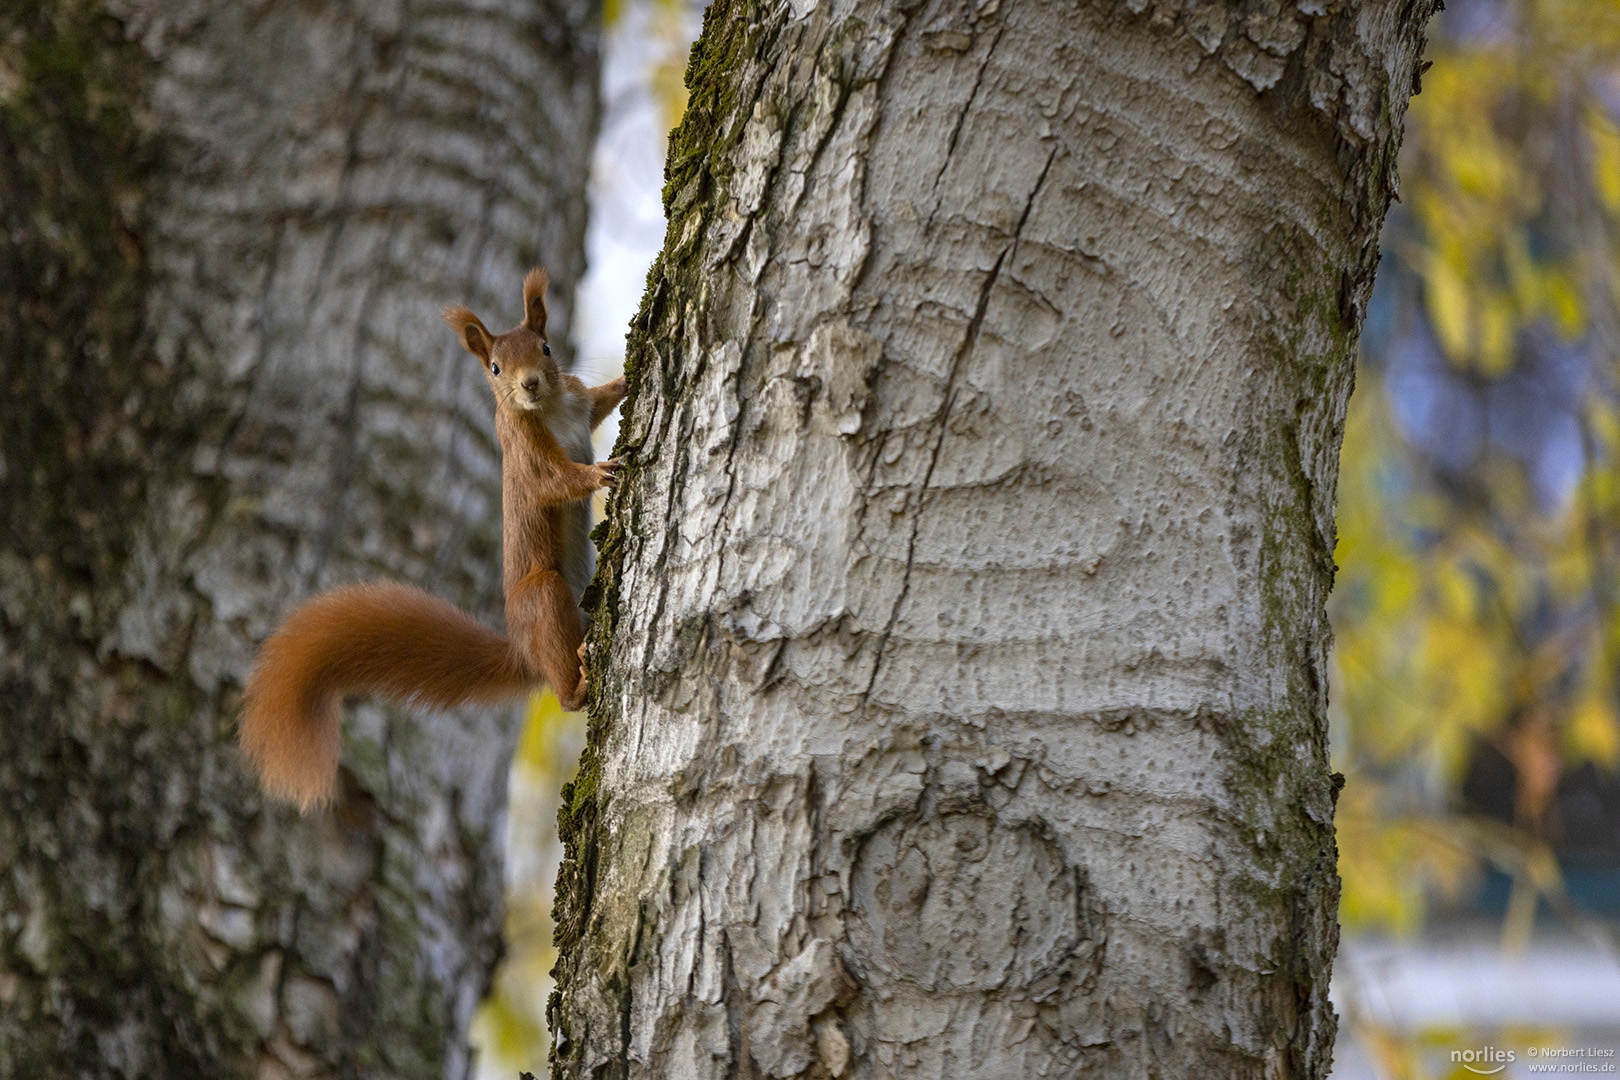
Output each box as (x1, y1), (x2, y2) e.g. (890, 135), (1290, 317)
(443, 268), (561, 413)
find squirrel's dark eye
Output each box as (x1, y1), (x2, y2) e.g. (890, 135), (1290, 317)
(541, 343), (551, 357)
(489, 362), (501, 376)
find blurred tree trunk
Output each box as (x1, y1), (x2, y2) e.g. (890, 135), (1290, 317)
(0, 1), (597, 1078)
(552, 1), (1432, 1078)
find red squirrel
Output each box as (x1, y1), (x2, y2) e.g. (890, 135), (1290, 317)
(239, 268), (628, 811)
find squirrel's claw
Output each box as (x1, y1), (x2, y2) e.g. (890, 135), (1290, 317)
(561, 640), (590, 713)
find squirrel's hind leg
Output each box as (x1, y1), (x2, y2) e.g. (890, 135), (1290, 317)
(508, 568), (588, 712)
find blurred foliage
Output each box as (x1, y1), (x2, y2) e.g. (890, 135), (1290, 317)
(471, 690), (585, 1078)
(1335, 0), (1620, 929)
(604, 0), (694, 134)
(1333, 0), (1620, 1069)
(1336, 1017), (1568, 1080)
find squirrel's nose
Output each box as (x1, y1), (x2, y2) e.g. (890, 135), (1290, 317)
(521, 374), (540, 394)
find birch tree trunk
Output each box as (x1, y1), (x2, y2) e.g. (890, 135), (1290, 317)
(0, 2), (597, 1077)
(552, 0), (1433, 1077)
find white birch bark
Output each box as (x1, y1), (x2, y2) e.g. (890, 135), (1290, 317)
(0, 1), (597, 1077)
(552, 0), (1434, 1077)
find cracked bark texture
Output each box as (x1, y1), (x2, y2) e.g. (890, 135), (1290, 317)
(553, 0), (1434, 1077)
(0, 1), (597, 1077)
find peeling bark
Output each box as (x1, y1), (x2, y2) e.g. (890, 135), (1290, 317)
(553, 0), (1433, 1077)
(0, 1), (598, 1077)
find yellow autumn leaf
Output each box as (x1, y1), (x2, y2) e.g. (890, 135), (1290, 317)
(1588, 398), (1620, 454)
(1600, 130), (1620, 212)
(1477, 292), (1516, 375)
(1544, 0), (1620, 56)
(1546, 531), (1592, 599)
(1450, 136), (1513, 202)
(1336, 784), (1423, 934)
(514, 689), (569, 776)
(469, 991), (548, 1068)
(1425, 258), (1474, 363)
(1434, 560), (1478, 621)
(1567, 692), (1620, 767)
(1544, 270), (1585, 338)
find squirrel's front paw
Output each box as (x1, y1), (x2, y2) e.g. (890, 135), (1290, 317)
(590, 458), (622, 489)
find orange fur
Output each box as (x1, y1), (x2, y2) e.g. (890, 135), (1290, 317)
(522, 268), (549, 335)
(508, 567), (588, 711)
(587, 375), (630, 428)
(239, 269), (628, 811)
(240, 584), (529, 810)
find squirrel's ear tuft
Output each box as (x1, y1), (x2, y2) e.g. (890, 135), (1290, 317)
(522, 268), (548, 337)
(443, 306), (493, 363)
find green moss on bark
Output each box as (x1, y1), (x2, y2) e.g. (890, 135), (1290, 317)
(548, 3), (770, 1073)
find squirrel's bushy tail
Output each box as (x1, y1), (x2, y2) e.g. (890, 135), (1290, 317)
(240, 582), (530, 811)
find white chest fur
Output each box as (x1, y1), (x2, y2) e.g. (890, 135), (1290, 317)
(549, 392), (593, 465)
(547, 391), (596, 604)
